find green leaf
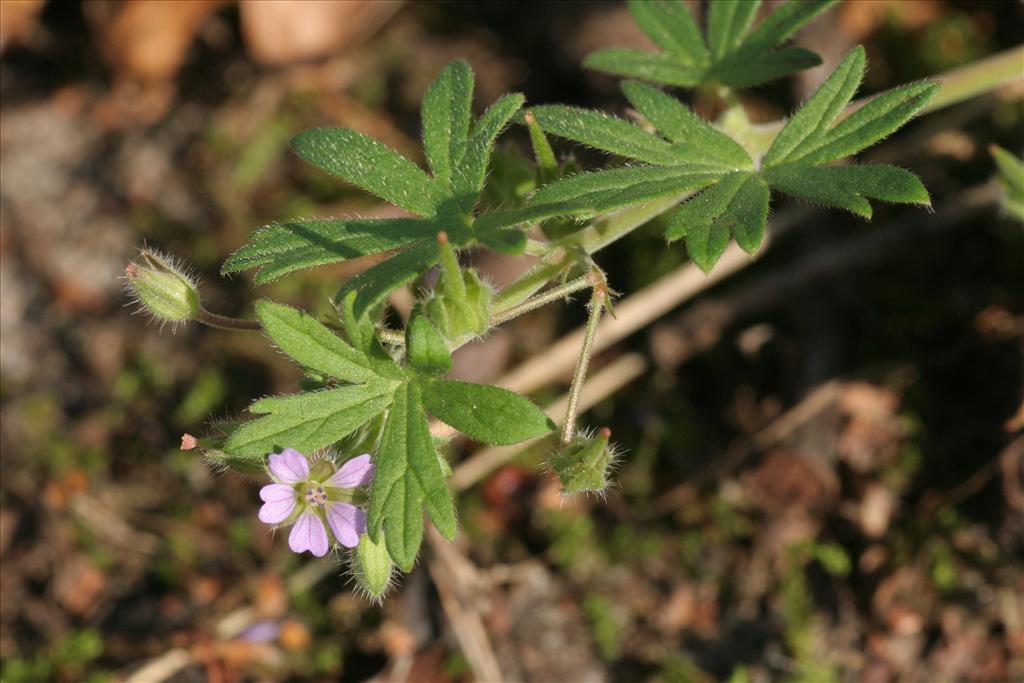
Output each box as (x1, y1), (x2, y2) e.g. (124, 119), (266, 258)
(222, 218), (439, 283)
(334, 243), (441, 318)
(291, 128), (438, 216)
(529, 165), (721, 218)
(764, 46), (866, 167)
(707, 0), (760, 60)
(422, 379), (555, 445)
(586, 0), (837, 89)
(739, 0), (837, 56)
(621, 81), (752, 169)
(255, 300), (381, 383)
(226, 383), (395, 457)
(526, 105), (685, 165)
(764, 163), (930, 219)
(711, 46), (822, 89)
(405, 313), (451, 377)
(337, 291), (408, 381)
(477, 227), (527, 254)
(799, 81), (940, 164)
(422, 60), (474, 188)
(473, 202), (590, 232)
(456, 93), (525, 212)
(991, 144), (1024, 220)
(583, 49), (704, 88)
(368, 382), (457, 571)
(627, 0), (707, 66)
(666, 171), (769, 270)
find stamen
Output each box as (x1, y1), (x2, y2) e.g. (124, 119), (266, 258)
(304, 485), (328, 507)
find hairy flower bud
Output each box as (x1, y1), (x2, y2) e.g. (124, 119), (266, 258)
(550, 427), (620, 495)
(124, 248), (200, 327)
(425, 232), (492, 340)
(350, 532), (395, 602)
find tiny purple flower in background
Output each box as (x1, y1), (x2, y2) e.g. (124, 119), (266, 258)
(258, 448), (374, 557)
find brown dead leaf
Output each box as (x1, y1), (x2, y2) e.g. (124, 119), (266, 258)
(240, 0), (402, 66)
(858, 483), (898, 539)
(54, 557), (107, 617)
(97, 0), (227, 83)
(743, 450), (839, 514)
(0, 0), (44, 52)
(278, 619), (311, 652)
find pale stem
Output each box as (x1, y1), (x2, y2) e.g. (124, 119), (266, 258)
(561, 279), (605, 446)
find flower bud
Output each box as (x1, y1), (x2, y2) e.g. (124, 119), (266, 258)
(124, 248), (200, 327)
(550, 427), (620, 495)
(425, 233), (492, 340)
(350, 532), (395, 602)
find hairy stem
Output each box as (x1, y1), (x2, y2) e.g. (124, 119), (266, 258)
(197, 308), (261, 331)
(490, 273), (593, 327)
(561, 275), (606, 446)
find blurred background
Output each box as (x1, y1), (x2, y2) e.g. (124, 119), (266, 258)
(0, 1), (1022, 681)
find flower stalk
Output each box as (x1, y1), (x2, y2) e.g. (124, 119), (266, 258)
(560, 270), (607, 447)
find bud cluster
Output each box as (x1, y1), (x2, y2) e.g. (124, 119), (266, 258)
(425, 232), (493, 341)
(550, 427), (621, 495)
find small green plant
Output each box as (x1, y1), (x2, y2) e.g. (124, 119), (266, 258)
(127, 0), (1012, 598)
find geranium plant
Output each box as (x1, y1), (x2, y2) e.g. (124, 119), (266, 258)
(124, 0), (1016, 599)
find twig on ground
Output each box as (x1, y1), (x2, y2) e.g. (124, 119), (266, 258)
(426, 528), (504, 683)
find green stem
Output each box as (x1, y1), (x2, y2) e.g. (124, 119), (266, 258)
(197, 308), (261, 331)
(561, 283), (604, 446)
(916, 44), (1023, 114)
(490, 273), (593, 327)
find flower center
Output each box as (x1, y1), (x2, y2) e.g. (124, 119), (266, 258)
(304, 485), (327, 507)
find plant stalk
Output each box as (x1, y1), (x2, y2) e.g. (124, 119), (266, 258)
(560, 278), (605, 446)
(197, 308), (261, 331)
(490, 274), (593, 327)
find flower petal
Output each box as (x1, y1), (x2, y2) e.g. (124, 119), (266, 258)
(268, 448), (309, 484)
(258, 484), (297, 524)
(328, 454), (375, 488)
(326, 502), (365, 548)
(289, 511), (329, 557)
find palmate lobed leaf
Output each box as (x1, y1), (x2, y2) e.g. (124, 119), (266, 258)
(222, 218), (441, 284)
(292, 128), (440, 217)
(526, 105), (685, 165)
(764, 163), (931, 218)
(333, 241), (441, 318)
(620, 81), (752, 169)
(586, 0), (837, 89)
(666, 171), (769, 272)
(627, 0), (707, 66)
(228, 60), (533, 313)
(368, 382), (457, 571)
(455, 93), (526, 214)
(583, 49), (705, 88)
(765, 47), (939, 167)
(528, 165), (722, 219)
(707, 0), (760, 60)
(422, 60), (474, 188)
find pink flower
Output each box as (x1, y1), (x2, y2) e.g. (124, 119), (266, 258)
(258, 448), (374, 557)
